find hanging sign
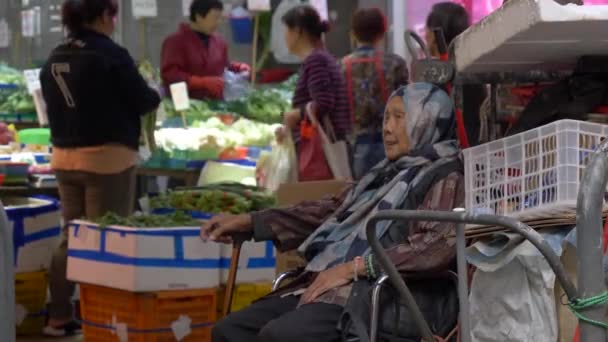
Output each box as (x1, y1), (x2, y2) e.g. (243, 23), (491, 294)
(0, 20), (9, 48)
(247, 0), (271, 12)
(33, 6), (41, 37)
(21, 10), (34, 38)
(132, 0), (158, 18)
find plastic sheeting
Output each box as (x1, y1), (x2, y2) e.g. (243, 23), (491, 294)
(467, 229), (572, 342)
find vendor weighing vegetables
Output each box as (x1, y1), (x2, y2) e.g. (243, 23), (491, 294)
(39, 0), (160, 336)
(161, 0), (250, 100)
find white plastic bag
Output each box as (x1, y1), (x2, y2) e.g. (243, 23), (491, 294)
(257, 131), (297, 192)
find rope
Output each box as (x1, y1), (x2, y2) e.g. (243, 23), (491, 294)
(568, 292), (608, 329)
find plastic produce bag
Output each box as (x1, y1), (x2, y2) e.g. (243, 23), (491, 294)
(223, 69), (250, 101)
(257, 131), (297, 192)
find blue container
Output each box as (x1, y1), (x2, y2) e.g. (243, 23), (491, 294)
(230, 17), (253, 44)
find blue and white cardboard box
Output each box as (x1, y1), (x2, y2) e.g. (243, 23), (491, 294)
(66, 221), (221, 292)
(220, 241), (276, 284)
(6, 196), (61, 273)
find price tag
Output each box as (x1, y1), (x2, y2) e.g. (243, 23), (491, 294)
(0, 20), (9, 48)
(132, 0), (158, 18)
(310, 0), (329, 21)
(170, 82), (190, 111)
(23, 68), (41, 93)
(247, 0), (271, 11)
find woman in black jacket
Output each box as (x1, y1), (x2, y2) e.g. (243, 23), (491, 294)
(40, 0), (160, 336)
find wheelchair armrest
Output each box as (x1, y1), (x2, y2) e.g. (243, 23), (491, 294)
(272, 268), (305, 291)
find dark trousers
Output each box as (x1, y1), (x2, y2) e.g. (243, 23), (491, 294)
(48, 167), (136, 320)
(212, 295), (343, 342)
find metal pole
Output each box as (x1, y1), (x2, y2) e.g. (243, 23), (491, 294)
(370, 275), (390, 342)
(0, 202), (15, 341)
(576, 140), (608, 342)
(453, 209), (471, 342)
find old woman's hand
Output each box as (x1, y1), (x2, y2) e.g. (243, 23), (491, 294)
(200, 214), (252, 244)
(299, 262), (356, 305)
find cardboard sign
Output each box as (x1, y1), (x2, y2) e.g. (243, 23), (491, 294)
(247, 0), (271, 12)
(170, 82), (190, 111)
(23, 68), (41, 94)
(0, 20), (9, 48)
(132, 0), (158, 18)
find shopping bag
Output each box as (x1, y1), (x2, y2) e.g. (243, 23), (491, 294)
(298, 120), (333, 181)
(257, 131), (298, 192)
(305, 103), (353, 180)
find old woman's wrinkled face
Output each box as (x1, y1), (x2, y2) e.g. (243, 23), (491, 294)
(383, 96), (410, 160)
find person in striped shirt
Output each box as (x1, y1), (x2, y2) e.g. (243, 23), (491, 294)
(277, 5), (351, 181)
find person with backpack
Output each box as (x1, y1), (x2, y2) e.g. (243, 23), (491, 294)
(341, 8), (409, 179)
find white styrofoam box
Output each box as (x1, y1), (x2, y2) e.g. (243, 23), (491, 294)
(220, 241), (276, 284)
(5, 196), (61, 272)
(67, 220), (221, 292)
(464, 120), (608, 221)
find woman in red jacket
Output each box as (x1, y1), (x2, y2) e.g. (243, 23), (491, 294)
(161, 0), (248, 100)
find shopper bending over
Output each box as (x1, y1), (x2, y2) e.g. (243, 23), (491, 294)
(342, 7), (409, 179)
(204, 83), (464, 342)
(277, 5), (351, 181)
(40, 0), (160, 336)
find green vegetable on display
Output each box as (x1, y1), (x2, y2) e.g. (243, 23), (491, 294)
(150, 183), (276, 215)
(93, 211), (201, 228)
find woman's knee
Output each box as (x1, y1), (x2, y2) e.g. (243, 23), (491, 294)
(257, 320), (294, 342)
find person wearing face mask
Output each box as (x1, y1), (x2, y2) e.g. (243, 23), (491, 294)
(161, 0), (250, 100)
(40, 0), (160, 336)
(204, 83), (464, 342)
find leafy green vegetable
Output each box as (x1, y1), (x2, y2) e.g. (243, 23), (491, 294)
(93, 211), (201, 228)
(150, 183), (276, 214)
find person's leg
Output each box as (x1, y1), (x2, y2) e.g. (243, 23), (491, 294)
(257, 301), (343, 342)
(83, 167), (136, 218)
(212, 295), (299, 342)
(47, 171), (85, 335)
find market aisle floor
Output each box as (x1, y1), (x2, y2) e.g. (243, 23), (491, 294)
(18, 336), (83, 342)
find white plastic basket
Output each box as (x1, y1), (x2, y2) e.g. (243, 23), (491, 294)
(464, 120), (608, 220)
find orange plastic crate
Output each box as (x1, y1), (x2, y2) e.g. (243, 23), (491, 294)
(79, 284), (217, 342)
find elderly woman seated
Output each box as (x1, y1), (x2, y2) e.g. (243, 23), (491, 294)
(202, 83), (464, 342)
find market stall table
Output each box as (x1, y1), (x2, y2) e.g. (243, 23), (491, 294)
(136, 166), (201, 187)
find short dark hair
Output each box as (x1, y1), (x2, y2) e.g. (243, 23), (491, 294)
(352, 8), (386, 43)
(282, 5), (329, 41)
(426, 2), (469, 46)
(61, 0), (118, 33)
(189, 0), (223, 22)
